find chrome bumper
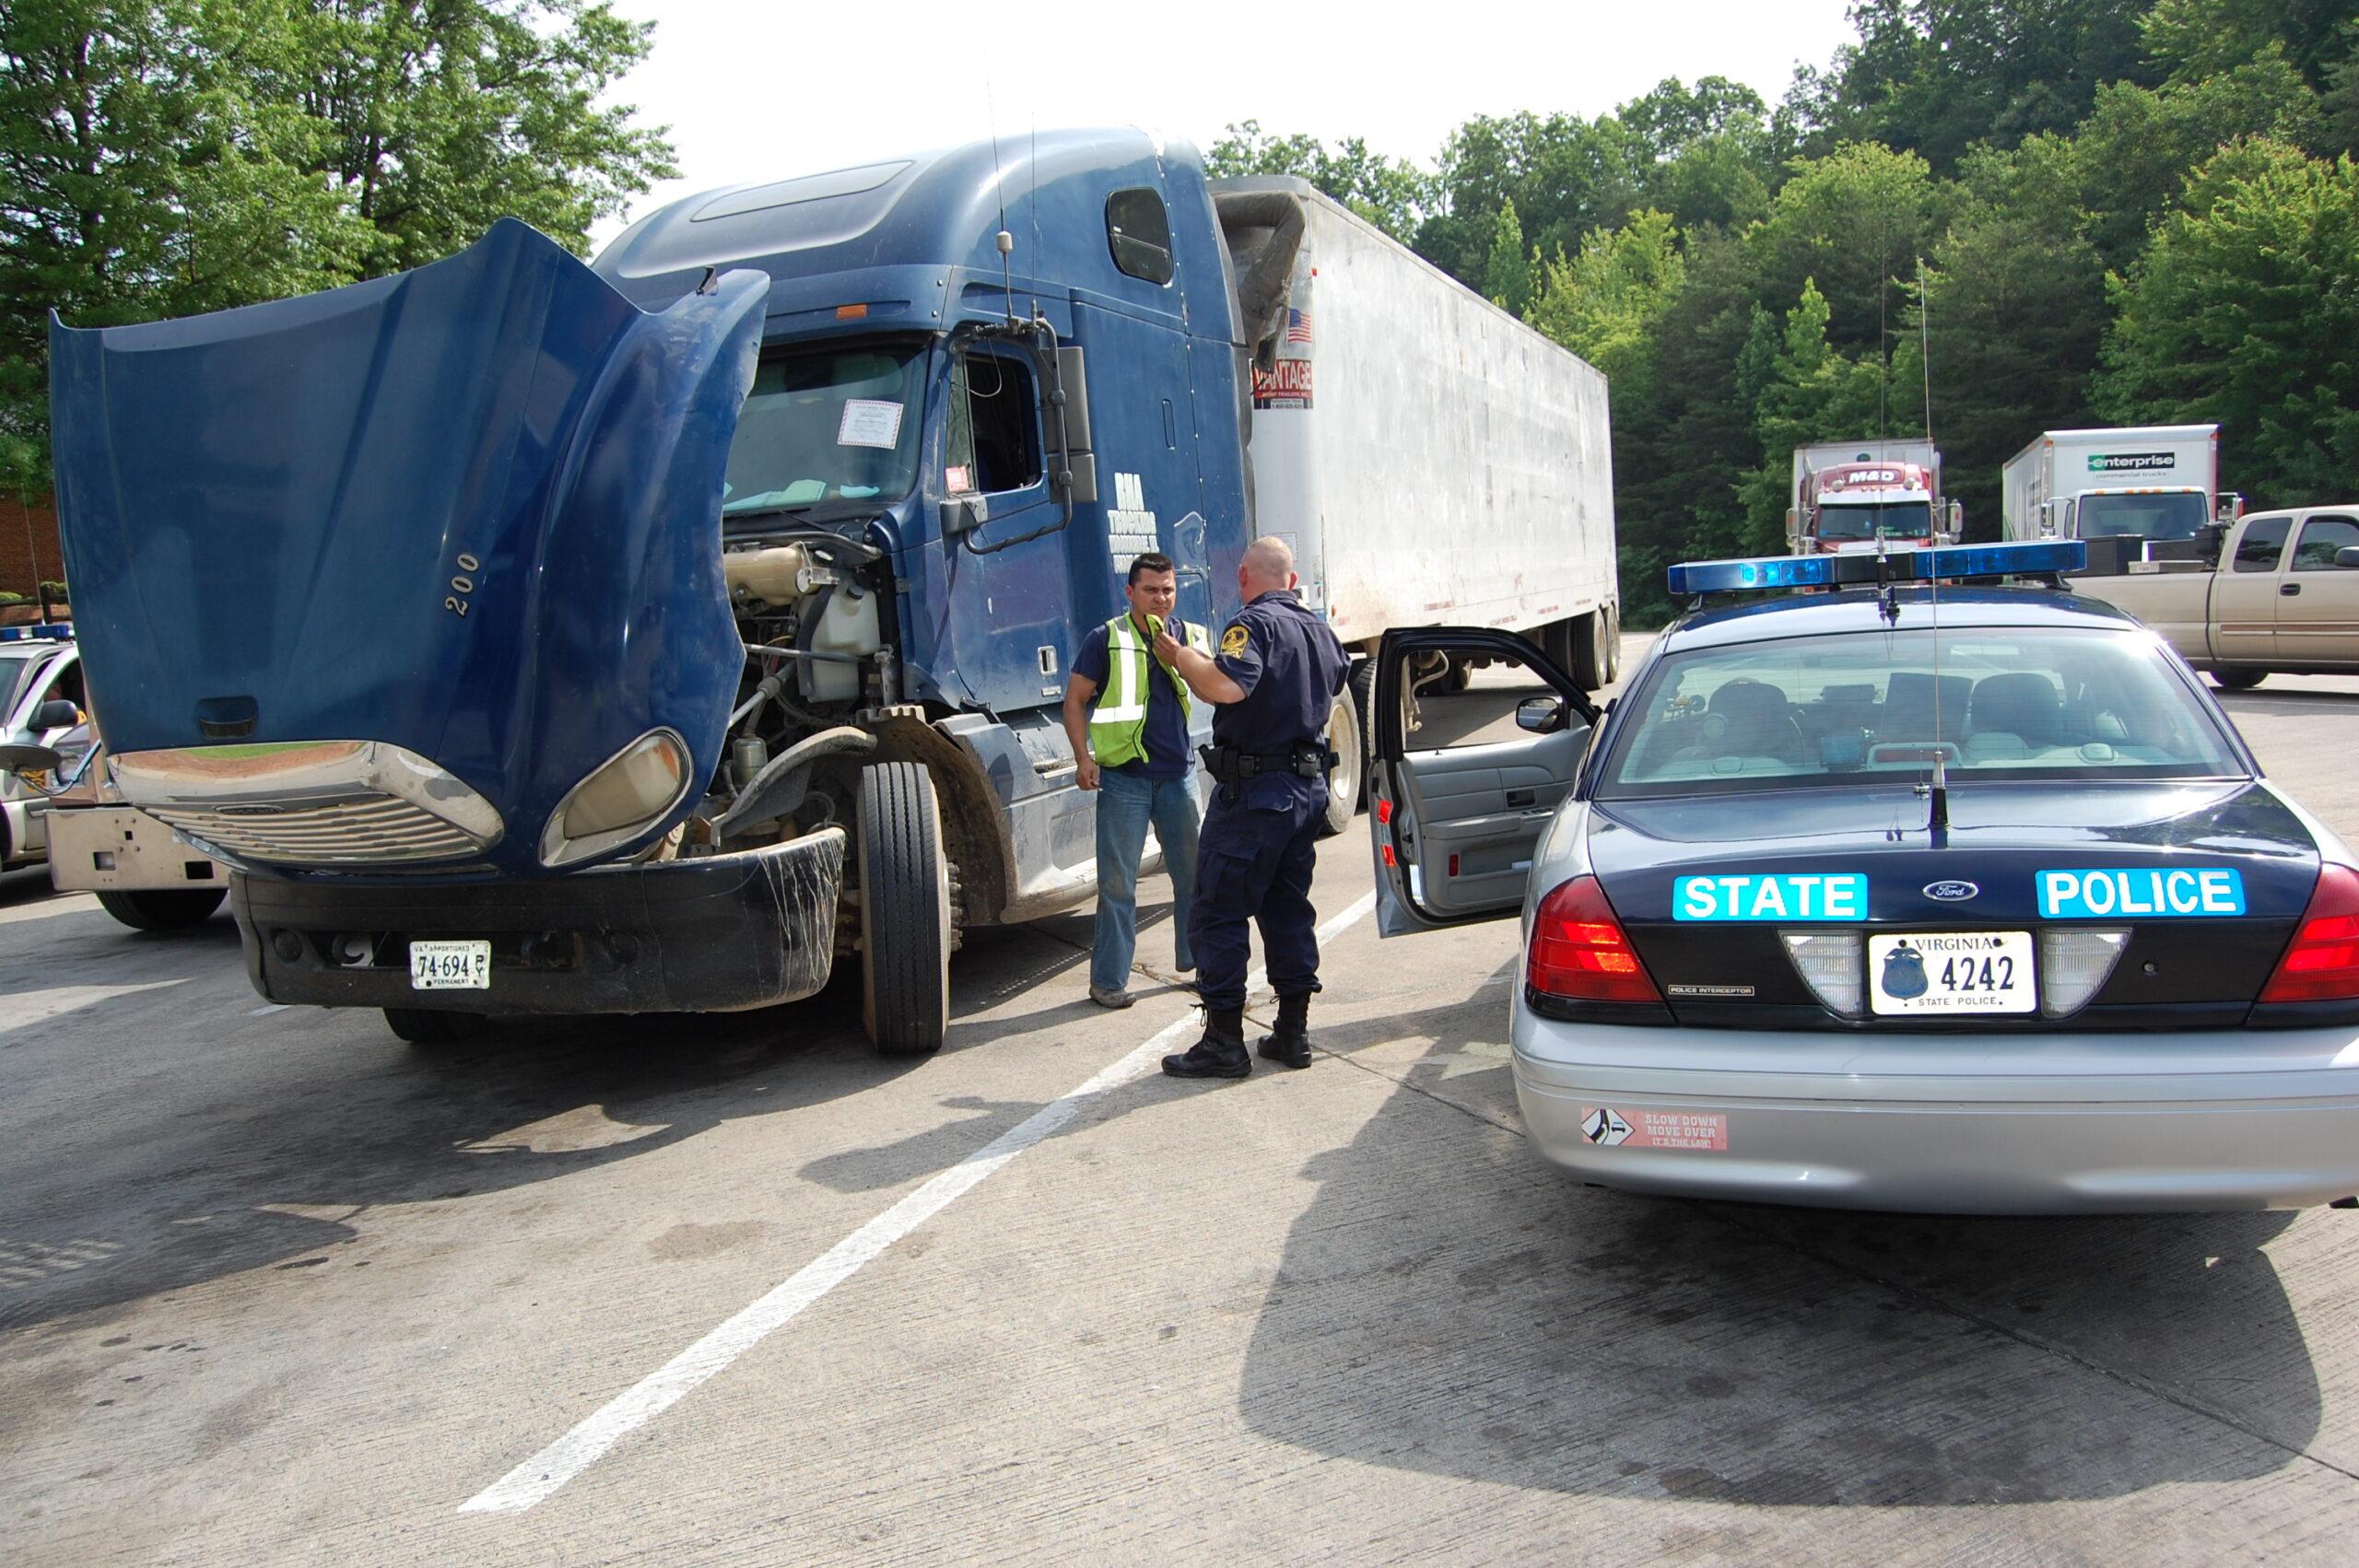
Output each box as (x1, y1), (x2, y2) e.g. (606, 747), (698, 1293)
(1511, 996), (2359, 1212)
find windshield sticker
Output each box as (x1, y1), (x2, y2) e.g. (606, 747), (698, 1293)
(837, 399), (903, 449)
(1674, 873), (1866, 922)
(2039, 868), (2245, 919)
(1580, 1106), (1728, 1152)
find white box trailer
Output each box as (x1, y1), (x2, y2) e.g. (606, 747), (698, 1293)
(1214, 178), (1621, 687)
(2002, 425), (2223, 544)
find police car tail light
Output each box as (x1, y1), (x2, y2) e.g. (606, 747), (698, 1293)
(1527, 876), (1660, 1005)
(2037, 929), (2131, 1017)
(2260, 863), (2359, 1003)
(1779, 932), (1864, 1017)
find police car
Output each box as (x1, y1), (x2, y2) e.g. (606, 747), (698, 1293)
(1366, 541), (2359, 1213)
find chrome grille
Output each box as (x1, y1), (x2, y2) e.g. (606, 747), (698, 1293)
(147, 793), (479, 864)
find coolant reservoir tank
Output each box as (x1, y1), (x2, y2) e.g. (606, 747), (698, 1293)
(722, 543), (814, 605)
(806, 588), (880, 703)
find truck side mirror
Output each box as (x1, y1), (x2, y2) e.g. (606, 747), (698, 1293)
(2218, 493), (2245, 524)
(2336, 545), (2359, 570)
(0, 742), (63, 775)
(1947, 499), (1964, 535)
(941, 494), (988, 537)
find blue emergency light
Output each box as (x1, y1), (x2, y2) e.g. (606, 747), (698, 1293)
(1665, 540), (2085, 597)
(0, 624), (72, 642)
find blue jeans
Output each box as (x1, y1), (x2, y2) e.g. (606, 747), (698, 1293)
(1092, 768), (1200, 991)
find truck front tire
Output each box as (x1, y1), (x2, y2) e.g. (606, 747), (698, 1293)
(382, 1008), (486, 1047)
(2212, 668), (2267, 691)
(856, 761), (951, 1057)
(95, 887), (227, 930)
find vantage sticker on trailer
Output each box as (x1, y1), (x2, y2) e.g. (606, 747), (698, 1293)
(1251, 359), (1313, 410)
(1674, 872), (1867, 921)
(2037, 867), (2246, 919)
(2086, 452), (2177, 473)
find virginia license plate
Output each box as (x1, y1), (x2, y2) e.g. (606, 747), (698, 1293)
(1868, 930), (2035, 1016)
(409, 940), (491, 990)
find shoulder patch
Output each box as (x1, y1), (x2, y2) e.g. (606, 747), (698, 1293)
(1220, 624), (1250, 657)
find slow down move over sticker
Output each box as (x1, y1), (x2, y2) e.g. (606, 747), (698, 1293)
(1580, 1107), (1729, 1152)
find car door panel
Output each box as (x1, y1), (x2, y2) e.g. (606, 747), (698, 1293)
(2281, 514), (2359, 666)
(1367, 627), (1597, 936)
(2212, 519), (2289, 662)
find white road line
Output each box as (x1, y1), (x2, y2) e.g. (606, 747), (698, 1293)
(247, 1003), (291, 1016)
(459, 887), (1378, 1515)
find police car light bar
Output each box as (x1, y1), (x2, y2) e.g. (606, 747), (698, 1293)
(0, 624), (72, 642)
(1665, 540), (2086, 597)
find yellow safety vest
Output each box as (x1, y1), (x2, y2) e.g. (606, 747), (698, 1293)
(1088, 613), (1205, 769)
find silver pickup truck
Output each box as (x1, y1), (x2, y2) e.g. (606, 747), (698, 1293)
(2072, 506), (2359, 689)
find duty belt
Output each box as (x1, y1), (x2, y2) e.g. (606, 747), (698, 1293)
(1199, 742), (1337, 784)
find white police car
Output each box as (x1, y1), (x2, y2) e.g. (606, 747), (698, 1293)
(1365, 542), (2359, 1212)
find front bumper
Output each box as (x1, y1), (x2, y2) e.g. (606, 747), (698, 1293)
(1511, 995), (2359, 1212)
(48, 805), (226, 892)
(231, 828), (846, 1016)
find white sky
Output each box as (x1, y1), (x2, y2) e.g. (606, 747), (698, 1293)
(591, 0), (1860, 247)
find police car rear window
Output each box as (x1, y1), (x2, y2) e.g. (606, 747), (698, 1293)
(1597, 626), (2244, 798)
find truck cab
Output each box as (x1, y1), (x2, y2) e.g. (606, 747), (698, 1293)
(1790, 462), (1955, 555)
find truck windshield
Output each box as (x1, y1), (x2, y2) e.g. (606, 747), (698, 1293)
(2077, 492), (2208, 540)
(1817, 503), (1932, 543)
(2, 648), (47, 720)
(1598, 623), (2243, 799)
(722, 342), (928, 517)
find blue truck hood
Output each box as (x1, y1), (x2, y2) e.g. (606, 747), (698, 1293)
(49, 219), (768, 878)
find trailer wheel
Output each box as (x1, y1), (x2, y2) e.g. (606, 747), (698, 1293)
(382, 1008), (486, 1047)
(856, 761), (950, 1057)
(1601, 604), (1622, 686)
(1572, 609), (1612, 691)
(1319, 684), (1363, 837)
(2211, 668), (2267, 691)
(95, 888), (227, 930)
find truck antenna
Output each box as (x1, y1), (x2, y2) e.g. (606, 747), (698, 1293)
(987, 80), (1015, 322)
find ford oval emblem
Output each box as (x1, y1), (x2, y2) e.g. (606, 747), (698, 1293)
(1923, 880), (1979, 902)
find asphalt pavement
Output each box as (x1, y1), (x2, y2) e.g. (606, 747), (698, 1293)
(6, 646), (2359, 1564)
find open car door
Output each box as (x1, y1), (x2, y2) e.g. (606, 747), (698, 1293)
(1367, 627), (1599, 936)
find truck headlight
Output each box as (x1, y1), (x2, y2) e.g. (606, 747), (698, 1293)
(540, 730), (692, 868)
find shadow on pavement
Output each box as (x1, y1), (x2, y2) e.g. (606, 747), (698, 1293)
(0, 911), (1097, 1333)
(1236, 989), (2320, 1506)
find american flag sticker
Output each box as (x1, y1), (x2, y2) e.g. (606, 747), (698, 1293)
(1285, 308), (1313, 345)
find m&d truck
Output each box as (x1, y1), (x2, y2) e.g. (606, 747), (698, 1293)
(1787, 439), (1956, 554)
(46, 129), (1617, 1055)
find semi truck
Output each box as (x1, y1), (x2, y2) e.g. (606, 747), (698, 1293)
(43, 128), (1617, 1055)
(2071, 505), (2359, 689)
(1786, 439), (1956, 553)
(2001, 424), (2234, 548)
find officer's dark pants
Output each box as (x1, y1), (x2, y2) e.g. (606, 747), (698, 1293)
(1188, 776), (1326, 1012)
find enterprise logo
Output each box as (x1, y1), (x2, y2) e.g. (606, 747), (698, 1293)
(2086, 452), (2177, 473)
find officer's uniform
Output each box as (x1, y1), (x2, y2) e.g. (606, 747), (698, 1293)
(1165, 588), (1350, 1077)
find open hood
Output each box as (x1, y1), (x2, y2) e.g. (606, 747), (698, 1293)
(49, 219), (768, 877)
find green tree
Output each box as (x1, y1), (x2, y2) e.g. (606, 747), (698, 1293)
(2096, 137), (2359, 505)
(1204, 120), (1436, 243)
(0, 0), (675, 497)
(1750, 141), (1940, 357)
(1482, 198), (1532, 315)
(1738, 278), (1913, 551)
(1524, 209), (1684, 401)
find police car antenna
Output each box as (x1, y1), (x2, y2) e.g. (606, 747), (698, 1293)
(1919, 259), (1949, 838)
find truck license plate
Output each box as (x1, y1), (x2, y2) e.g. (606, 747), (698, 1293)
(1868, 931), (2035, 1016)
(409, 940), (491, 990)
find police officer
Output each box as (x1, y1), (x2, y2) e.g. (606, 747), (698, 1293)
(1152, 535), (1350, 1079)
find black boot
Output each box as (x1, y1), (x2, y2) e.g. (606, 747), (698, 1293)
(1257, 991), (1313, 1071)
(1163, 1007), (1250, 1079)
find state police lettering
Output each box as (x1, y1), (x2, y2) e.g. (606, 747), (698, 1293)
(1674, 873), (1867, 922)
(2038, 868), (2246, 919)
